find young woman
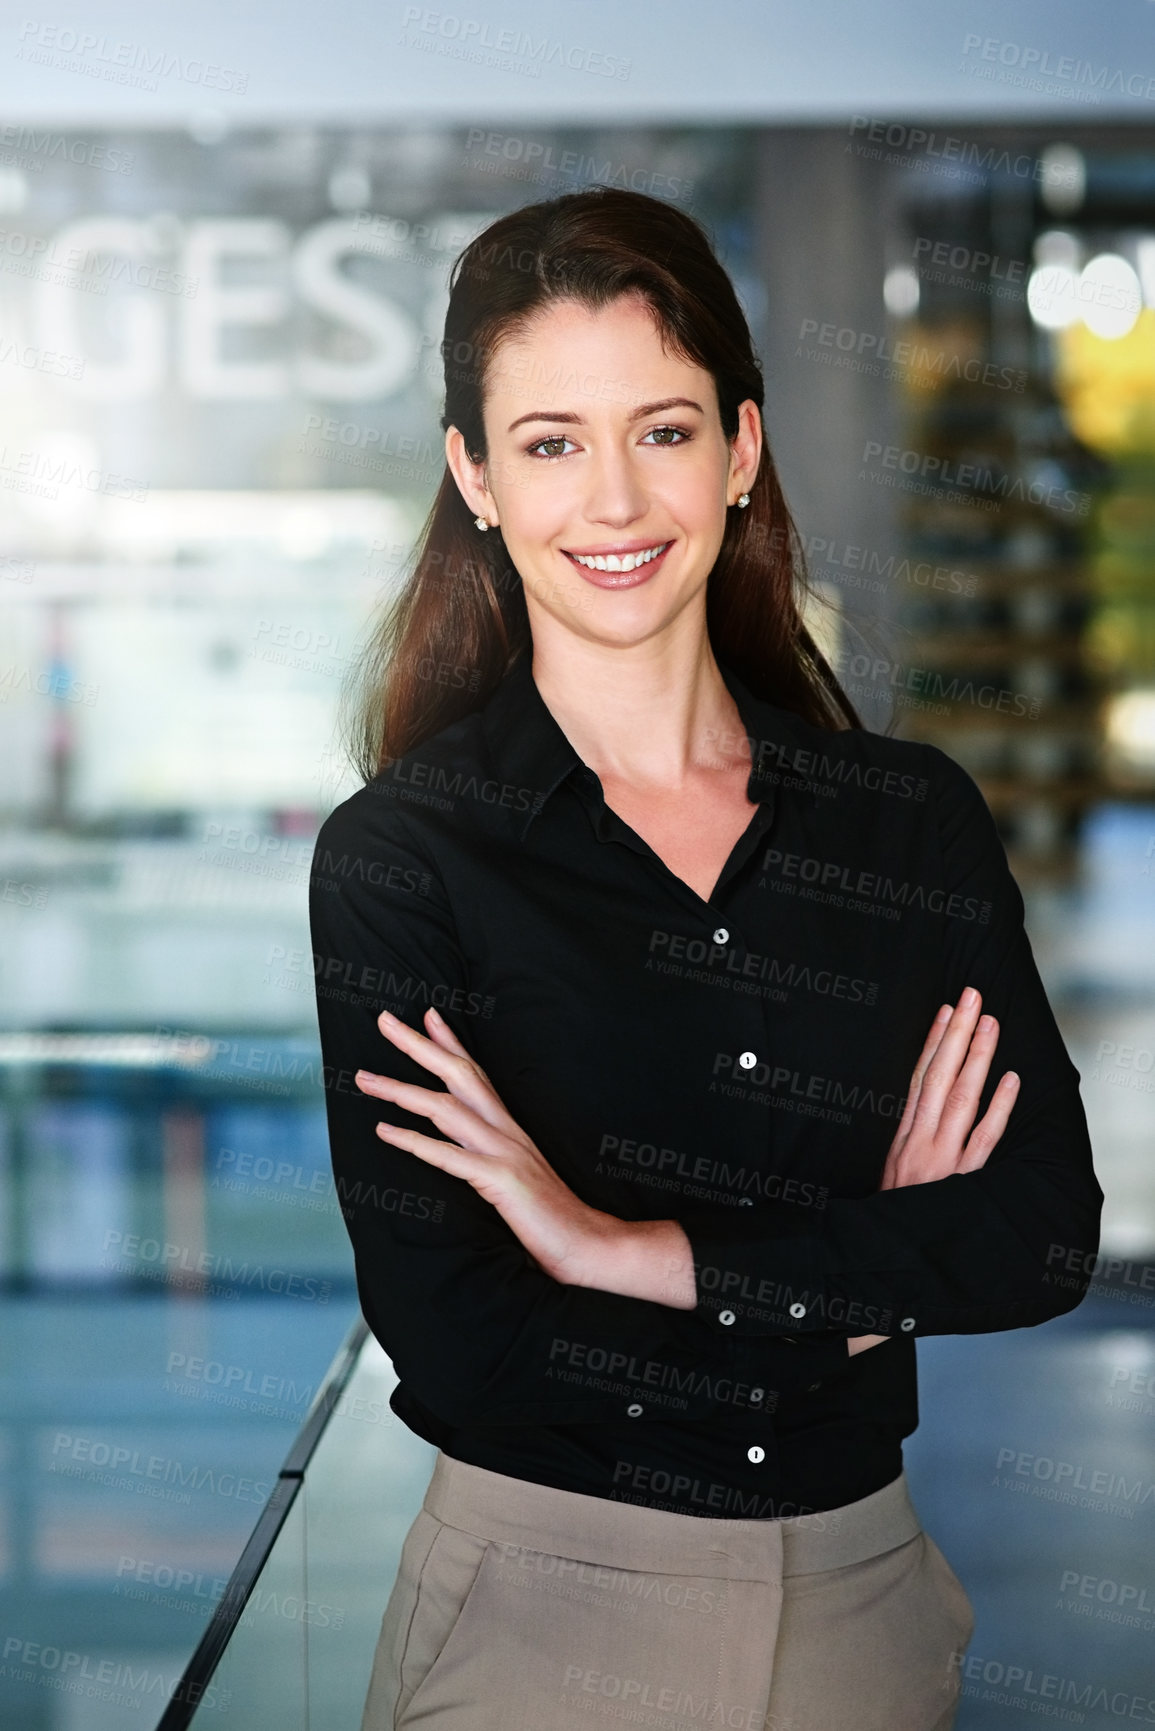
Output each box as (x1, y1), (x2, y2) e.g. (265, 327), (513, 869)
(308, 187), (1102, 1731)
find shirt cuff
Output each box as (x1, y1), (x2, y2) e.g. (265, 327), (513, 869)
(682, 1211), (924, 1342)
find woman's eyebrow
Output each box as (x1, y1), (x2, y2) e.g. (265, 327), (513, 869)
(506, 396), (705, 434)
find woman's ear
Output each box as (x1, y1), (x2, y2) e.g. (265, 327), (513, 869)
(445, 425), (498, 528)
(727, 399), (763, 501)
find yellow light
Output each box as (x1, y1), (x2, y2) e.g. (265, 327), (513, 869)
(1106, 690), (1155, 772)
(1053, 309), (1155, 454)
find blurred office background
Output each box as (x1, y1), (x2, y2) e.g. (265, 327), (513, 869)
(1, 2), (1155, 1725)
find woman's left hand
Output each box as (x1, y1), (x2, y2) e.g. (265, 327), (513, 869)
(355, 1005), (620, 1288)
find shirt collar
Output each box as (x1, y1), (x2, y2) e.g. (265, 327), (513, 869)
(479, 651), (825, 843)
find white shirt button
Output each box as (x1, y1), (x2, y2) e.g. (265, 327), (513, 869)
(788, 1301), (807, 1319)
(747, 1445), (765, 1464)
(738, 1051), (757, 1070)
(750, 1387), (764, 1403)
(719, 1309), (736, 1326)
(900, 1317), (916, 1332)
(713, 926), (729, 944)
(626, 1402), (643, 1416)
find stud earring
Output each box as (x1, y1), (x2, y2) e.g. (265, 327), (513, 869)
(474, 515), (489, 531)
(736, 493), (750, 509)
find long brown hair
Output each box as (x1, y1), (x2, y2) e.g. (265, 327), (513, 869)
(343, 186), (862, 780)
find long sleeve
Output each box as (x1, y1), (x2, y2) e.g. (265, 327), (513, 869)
(679, 747), (1104, 1339)
(309, 790), (852, 1433)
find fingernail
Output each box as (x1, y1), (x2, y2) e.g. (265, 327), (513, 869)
(962, 986), (978, 1007)
(379, 1010), (397, 1025)
(1004, 1072), (1020, 1086)
(978, 1015), (995, 1033)
(427, 1006), (443, 1023)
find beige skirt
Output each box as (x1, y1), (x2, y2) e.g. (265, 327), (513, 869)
(361, 1450), (975, 1731)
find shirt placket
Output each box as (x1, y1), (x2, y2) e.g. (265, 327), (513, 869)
(572, 772), (803, 1474)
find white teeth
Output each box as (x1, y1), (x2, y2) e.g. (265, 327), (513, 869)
(570, 542), (668, 572)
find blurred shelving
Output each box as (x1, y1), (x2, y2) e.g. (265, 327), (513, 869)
(886, 154), (1155, 879)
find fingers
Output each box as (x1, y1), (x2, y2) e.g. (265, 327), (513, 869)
(373, 1120), (478, 1181)
(423, 1005), (473, 1058)
(932, 1011), (1000, 1147)
(912, 988), (989, 1127)
(895, 1003), (953, 1143)
(376, 1008), (463, 1083)
(880, 1002), (958, 1190)
(957, 1071), (1021, 1172)
(356, 1069), (507, 1155)
(375, 1009), (500, 1114)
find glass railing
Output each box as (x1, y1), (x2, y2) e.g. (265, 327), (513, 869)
(157, 1316), (437, 1729)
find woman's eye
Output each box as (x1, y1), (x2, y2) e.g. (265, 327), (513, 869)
(643, 425), (691, 446)
(527, 435), (574, 459)
(527, 425), (691, 459)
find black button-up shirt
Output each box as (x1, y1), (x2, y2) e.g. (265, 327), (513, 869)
(308, 653), (1102, 1519)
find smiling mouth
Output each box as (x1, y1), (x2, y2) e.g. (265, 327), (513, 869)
(562, 540), (673, 574)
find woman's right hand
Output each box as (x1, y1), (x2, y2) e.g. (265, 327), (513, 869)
(845, 986), (1020, 1358)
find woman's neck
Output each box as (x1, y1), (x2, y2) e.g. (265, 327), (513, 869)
(528, 623), (750, 788)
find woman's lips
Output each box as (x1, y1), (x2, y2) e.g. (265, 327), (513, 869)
(561, 541), (673, 588)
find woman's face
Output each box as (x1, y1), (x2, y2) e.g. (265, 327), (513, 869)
(446, 292), (761, 653)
